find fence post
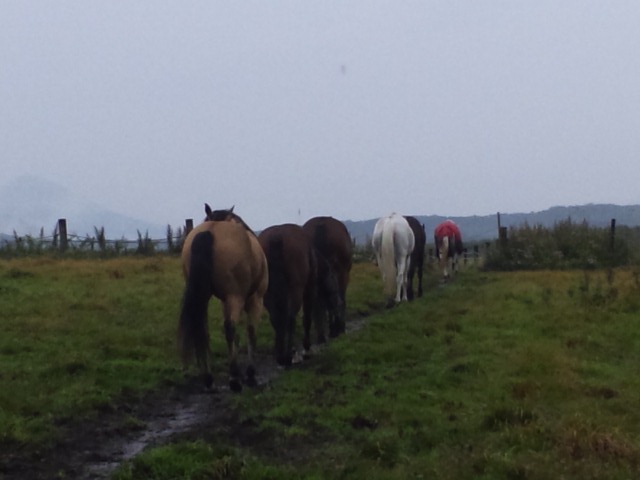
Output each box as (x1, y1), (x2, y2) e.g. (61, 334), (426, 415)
(610, 218), (616, 251)
(499, 227), (508, 248)
(58, 219), (68, 252)
(185, 219), (193, 236)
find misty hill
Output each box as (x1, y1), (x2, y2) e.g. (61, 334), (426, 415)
(344, 204), (640, 246)
(3, 176), (639, 248)
(0, 175), (166, 240)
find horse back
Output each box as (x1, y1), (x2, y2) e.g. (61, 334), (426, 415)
(434, 220), (463, 255)
(182, 221), (264, 299)
(259, 224), (316, 289)
(302, 216), (353, 275)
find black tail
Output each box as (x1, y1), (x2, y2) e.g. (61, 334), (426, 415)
(179, 230), (214, 372)
(265, 236), (290, 364)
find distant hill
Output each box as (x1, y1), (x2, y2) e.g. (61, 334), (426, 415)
(3, 176), (638, 248)
(344, 204), (640, 246)
(0, 175), (166, 240)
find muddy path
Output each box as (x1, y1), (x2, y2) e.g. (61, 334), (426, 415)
(1, 316), (370, 480)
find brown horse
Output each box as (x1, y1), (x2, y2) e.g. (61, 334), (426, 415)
(302, 216), (352, 337)
(257, 224), (318, 366)
(404, 215), (426, 300)
(178, 212), (268, 392)
(434, 219), (464, 279)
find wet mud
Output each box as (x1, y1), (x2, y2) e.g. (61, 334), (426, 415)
(2, 317), (370, 480)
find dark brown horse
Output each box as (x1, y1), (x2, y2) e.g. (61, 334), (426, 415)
(302, 216), (352, 337)
(178, 216), (268, 392)
(404, 215), (426, 300)
(257, 224), (318, 366)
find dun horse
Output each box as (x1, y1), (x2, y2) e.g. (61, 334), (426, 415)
(434, 219), (464, 279)
(178, 206), (267, 392)
(302, 216), (352, 338)
(372, 213), (415, 304)
(404, 215), (426, 300)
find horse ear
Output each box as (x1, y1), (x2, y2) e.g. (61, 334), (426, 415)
(205, 203), (212, 216)
(229, 205), (235, 213)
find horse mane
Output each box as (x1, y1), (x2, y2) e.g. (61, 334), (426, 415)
(204, 203), (256, 236)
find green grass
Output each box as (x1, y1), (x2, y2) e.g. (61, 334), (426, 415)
(0, 257), (206, 449)
(2, 257), (640, 479)
(116, 266), (640, 479)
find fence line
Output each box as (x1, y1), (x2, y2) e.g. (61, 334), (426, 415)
(2, 218), (195, 253)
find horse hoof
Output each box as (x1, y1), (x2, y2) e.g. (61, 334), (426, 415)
(203, 373), (214, 389)
(277, 353), (293, 367)
(245, 366), (257, 387)
(292, 351), (304, 364)
(245, 376), (258, 388)
(229, 379), (243, 393)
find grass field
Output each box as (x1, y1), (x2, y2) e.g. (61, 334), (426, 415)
(2, 257), (640, 479)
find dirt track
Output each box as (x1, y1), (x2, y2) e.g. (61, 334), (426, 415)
(2, 317), (369, 480)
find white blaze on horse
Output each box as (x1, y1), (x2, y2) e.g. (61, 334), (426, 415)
(372, 213), (415, 304)
(434, 220), (464, 279)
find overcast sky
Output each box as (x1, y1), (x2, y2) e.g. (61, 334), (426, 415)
(2, 2), (639, 230)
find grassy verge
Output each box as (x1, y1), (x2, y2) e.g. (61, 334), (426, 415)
(116, 266), (640, 479)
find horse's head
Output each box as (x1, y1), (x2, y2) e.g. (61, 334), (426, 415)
(204, 203), (235, 222)
(204, 203), (255, 235)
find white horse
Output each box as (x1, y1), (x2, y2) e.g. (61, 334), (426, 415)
(372, 213), (415, 304)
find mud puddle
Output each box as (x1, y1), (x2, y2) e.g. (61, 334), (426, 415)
(80, 352), (284, 480)
(81, 318), (369, 479)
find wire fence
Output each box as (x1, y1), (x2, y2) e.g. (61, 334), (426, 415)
(1, 218), (195, 256)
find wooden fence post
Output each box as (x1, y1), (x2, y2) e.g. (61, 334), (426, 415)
(185, 219), (193, 235)
(610, 218), (616, 251)
(58, 219), (68, 252)
(499, 227), (508, 248)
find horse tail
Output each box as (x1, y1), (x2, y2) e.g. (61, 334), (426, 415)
(266, 236), (289, 323)
(179, 230), (213, 374)
(313, 223), (329, 255)
(380, 225), (397, 296)
(265, 236), (290, 363)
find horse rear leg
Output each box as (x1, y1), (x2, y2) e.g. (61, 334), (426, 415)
(406, 263), (415, 301)
(301, 287), (316, 352)
(310, 296), (327, 347)
(244, 294), (263, 387)
(223, 298), (244, 392)
(396, 256), (410, 302)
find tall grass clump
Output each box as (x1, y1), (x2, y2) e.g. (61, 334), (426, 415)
(484, 219), (638, 270)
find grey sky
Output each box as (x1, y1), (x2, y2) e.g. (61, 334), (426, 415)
(2, 2), (639, 231)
